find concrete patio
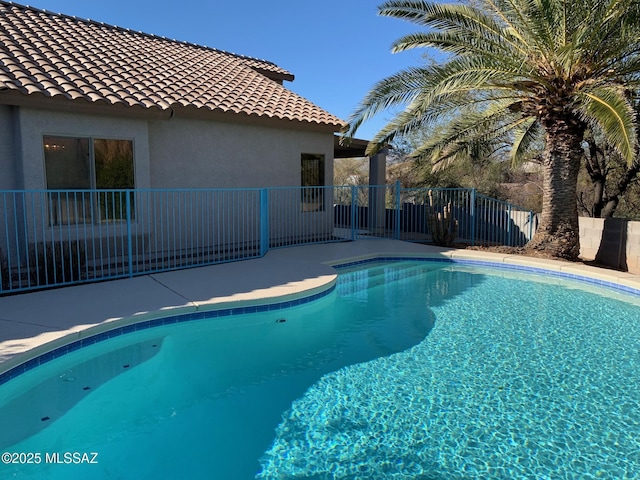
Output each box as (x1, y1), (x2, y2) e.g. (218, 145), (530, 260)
(2, 239), (640, 374)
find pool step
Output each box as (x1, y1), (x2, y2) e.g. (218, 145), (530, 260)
(0, 338), (163, 449)
(337, 261), (441, 294)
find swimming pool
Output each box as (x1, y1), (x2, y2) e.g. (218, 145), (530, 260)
(1, 260), (639, 479)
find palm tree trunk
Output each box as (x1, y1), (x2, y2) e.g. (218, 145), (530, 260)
(526, 119), (585, 260)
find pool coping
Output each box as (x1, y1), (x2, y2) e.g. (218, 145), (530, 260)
(0, 256), (340, 379)
(0, 282), (338, 386)
(327, 250), (640, 296)
(1, 240), (640, 383)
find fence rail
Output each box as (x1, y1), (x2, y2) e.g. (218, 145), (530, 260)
(0, 185), (535, 294)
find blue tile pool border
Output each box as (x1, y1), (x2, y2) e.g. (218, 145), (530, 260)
(333, 256), (640, 297)
(2, 256), (640, 386)
(0, 283), (336, 386)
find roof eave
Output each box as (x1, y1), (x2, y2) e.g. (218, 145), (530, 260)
(254, 69), (295, 83)
(170, 104), (345, 133)
(0, 90), (171, 119)
(0, 91), (346, 132)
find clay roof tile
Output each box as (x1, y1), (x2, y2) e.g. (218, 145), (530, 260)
(0, 1), (343, 129)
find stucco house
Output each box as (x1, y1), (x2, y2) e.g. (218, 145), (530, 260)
(0, 1), (357, 289)
(0, 1), (345, 192)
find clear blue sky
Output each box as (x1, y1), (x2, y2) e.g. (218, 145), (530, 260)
(34, 0), (427, 140)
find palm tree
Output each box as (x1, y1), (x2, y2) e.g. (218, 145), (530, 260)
(344, 0), (640, 260)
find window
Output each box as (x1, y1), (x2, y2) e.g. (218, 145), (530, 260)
(301, 153), (325, 212)
(44, 136), (135, 224)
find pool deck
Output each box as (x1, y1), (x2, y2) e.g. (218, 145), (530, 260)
(2, 238), (640, 373)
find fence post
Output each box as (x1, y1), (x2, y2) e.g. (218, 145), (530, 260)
(126, 190), (133, 278)
(350, 186), (356, 241)
(260, 189), (269, 256)
(528, 210), (534, 242)
(395, 180), (401, 240)
(470, 188), (476, 247)
(507, 204), (512, 246)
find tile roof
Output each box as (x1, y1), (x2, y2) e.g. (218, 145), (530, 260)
(0, 1), (344, 129)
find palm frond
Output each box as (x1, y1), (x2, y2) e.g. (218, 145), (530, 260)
(379, 1), (530, 56)
(344, 54), (537, 141)
(578, 86), (637, 163)
(366, 89), (525, 154)
(480, 0), (533, 47)
(510, 116), (542, 166)
(391, 31), (514, 58)
(402, 99), (523, 164)
(342, 67), (433, 139)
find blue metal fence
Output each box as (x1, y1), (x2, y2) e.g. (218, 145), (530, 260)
(331, 184), (535, 246)
(0, 186), (535, 294)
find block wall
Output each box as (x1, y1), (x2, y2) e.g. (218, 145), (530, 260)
(579, 217), (640, 274)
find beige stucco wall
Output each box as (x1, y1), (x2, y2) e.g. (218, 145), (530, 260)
(147, 116), (333, 188)
(0, 105), (17, 189)
(579, 216), (640, 274)
(147, 116), (336, 245)
(2, 108), (152, 253)
(13, 107), (151, 190)
(8, 108), (335, 190)
(2, 107), (336, 261)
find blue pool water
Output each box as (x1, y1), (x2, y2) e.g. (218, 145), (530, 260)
(1, 261), (640, 479)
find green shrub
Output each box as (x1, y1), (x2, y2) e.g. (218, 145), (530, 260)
(30, 240), (86, 286)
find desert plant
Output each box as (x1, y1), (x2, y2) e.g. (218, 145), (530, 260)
(30, 240), (86, 286)
(426, 190), (458, 247)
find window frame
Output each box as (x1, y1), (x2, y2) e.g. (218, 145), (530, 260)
(43, 135), (135, 225)
(301, 153), (326, 213)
